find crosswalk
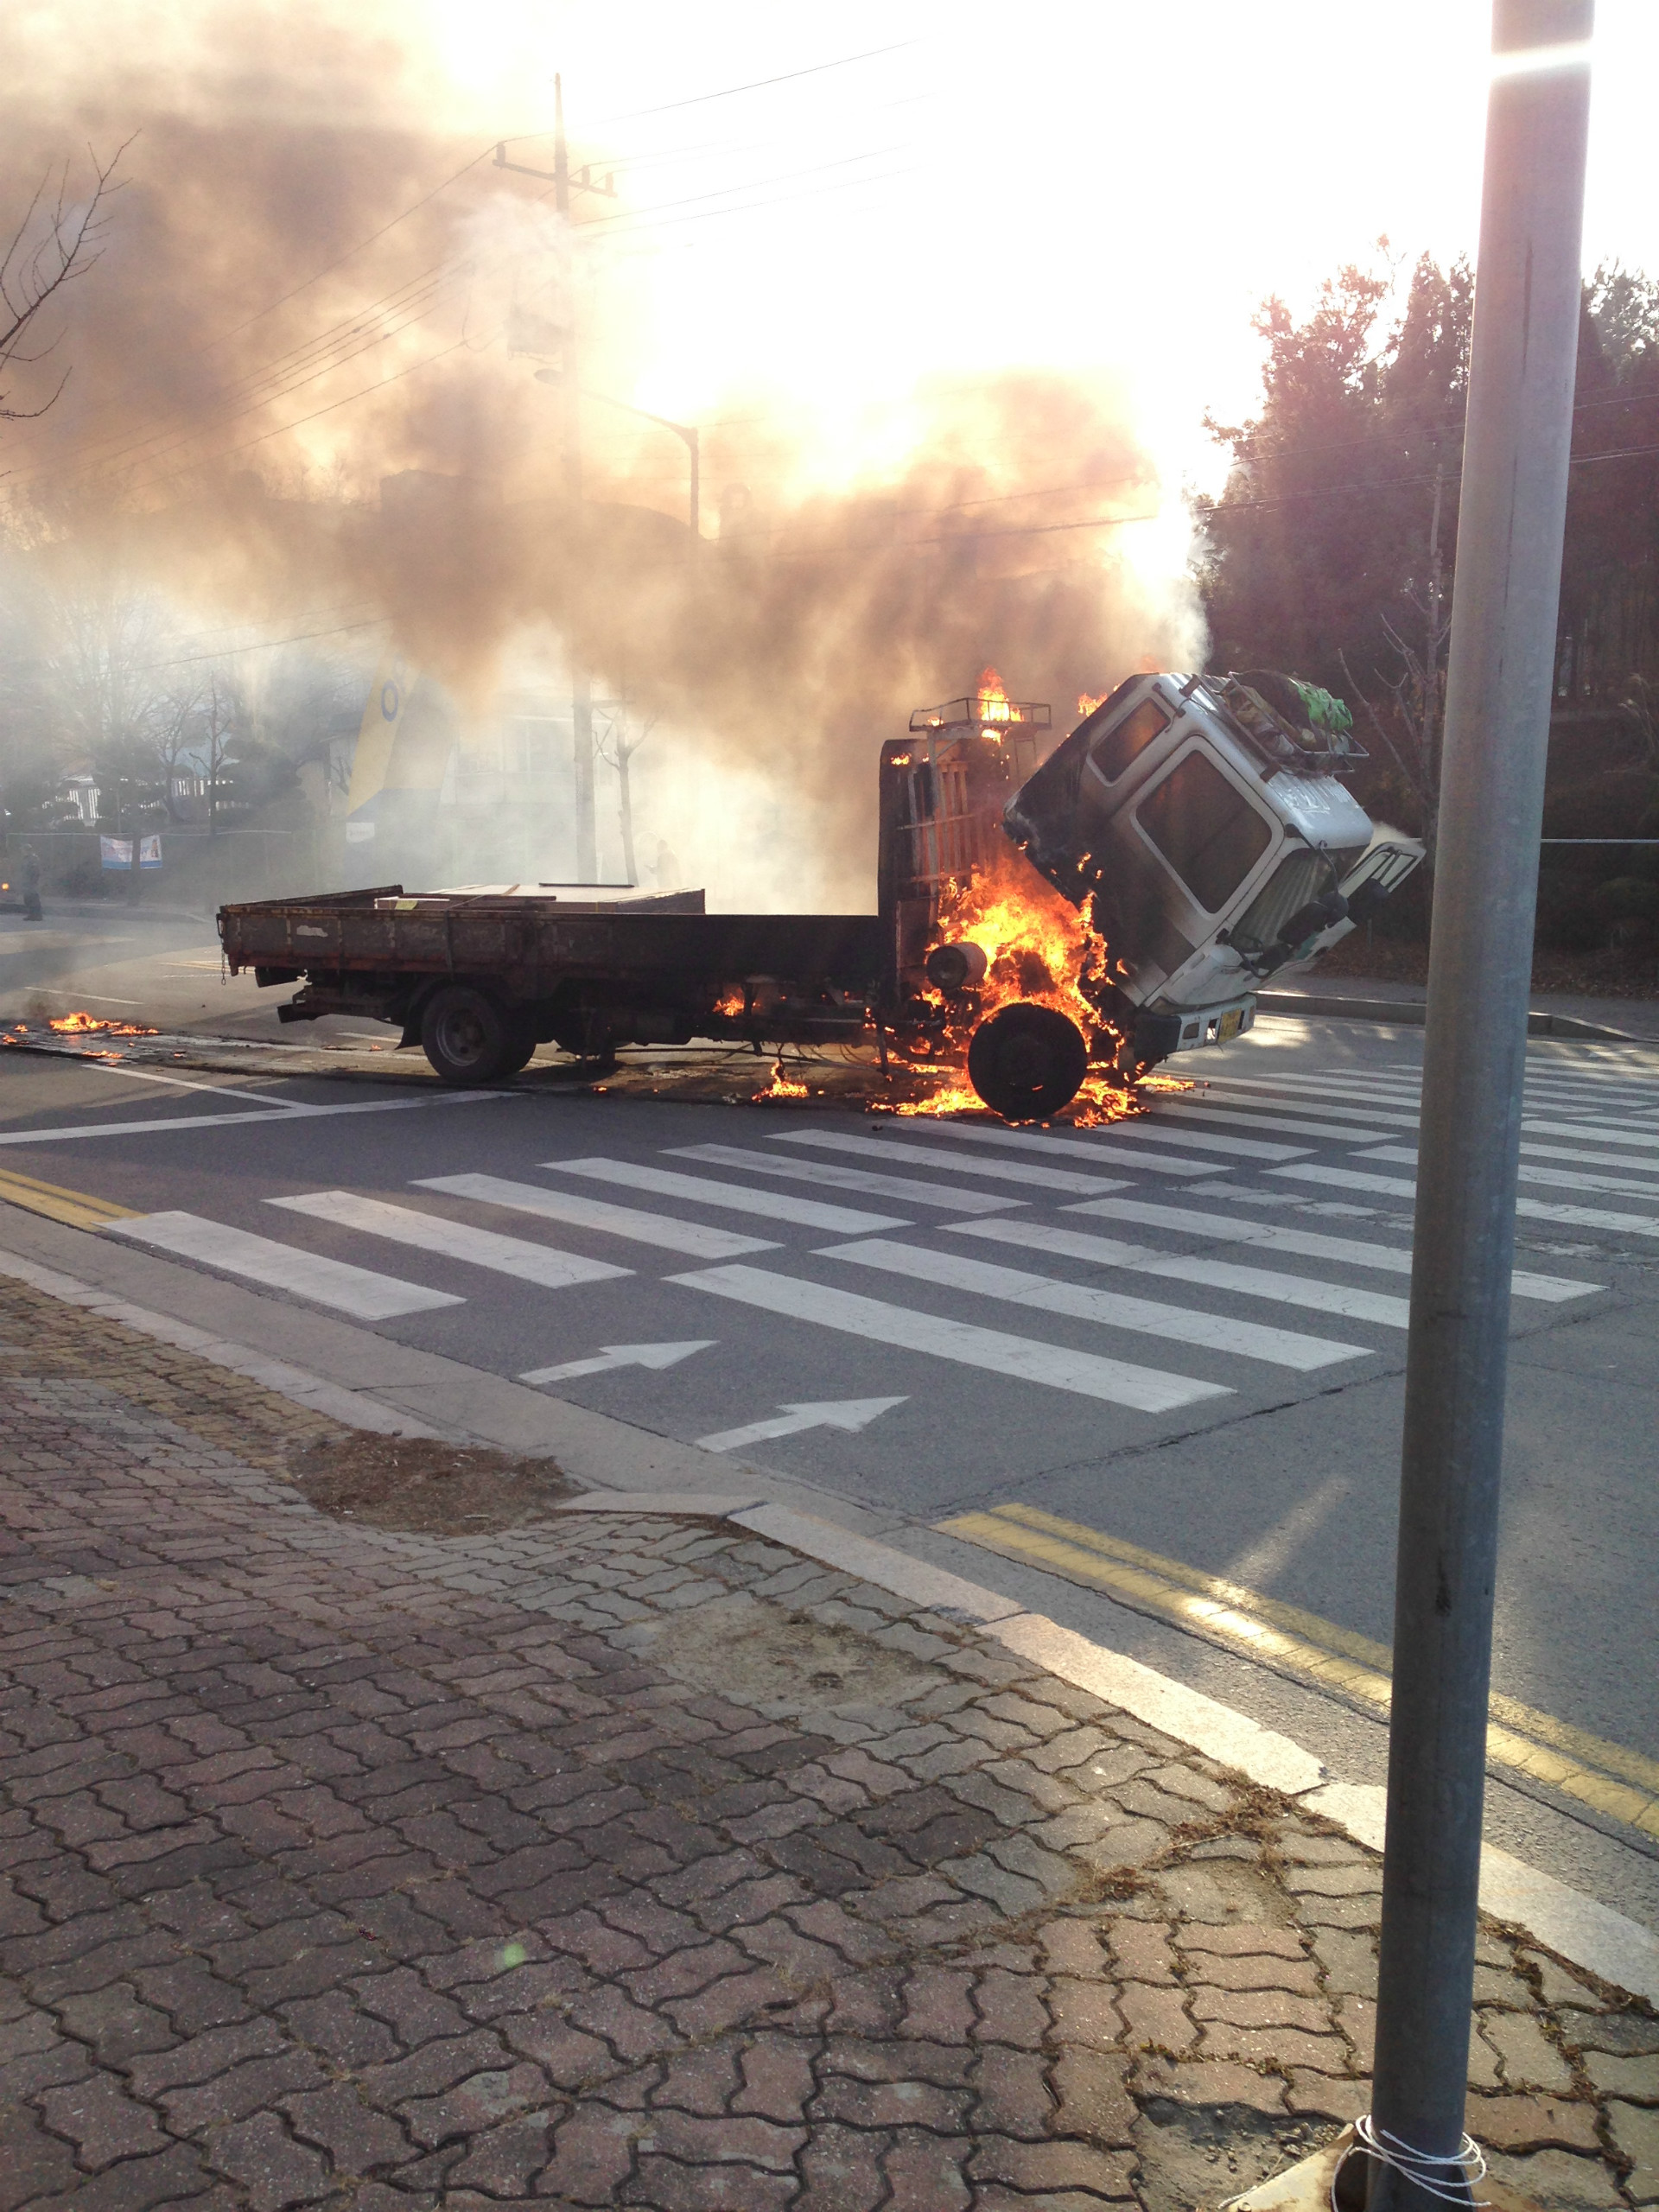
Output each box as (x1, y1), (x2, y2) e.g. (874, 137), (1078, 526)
(96, 1044), (1659, 1435)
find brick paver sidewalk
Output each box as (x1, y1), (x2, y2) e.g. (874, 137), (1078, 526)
(1, 1275), (1653, 2211)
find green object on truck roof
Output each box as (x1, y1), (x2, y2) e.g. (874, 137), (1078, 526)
(1289, 679), (1353, 734)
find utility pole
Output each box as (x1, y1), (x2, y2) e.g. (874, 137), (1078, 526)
(1365, 6), (1592, 2209)
(496, 78), (619, 880)
(553, 79), (597, 882)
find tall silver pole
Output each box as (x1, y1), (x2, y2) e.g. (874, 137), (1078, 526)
(1367, 6), (1592, 2208)
(550, 74), (598, 880)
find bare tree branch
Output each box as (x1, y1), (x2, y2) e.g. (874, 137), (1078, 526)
(1, 139), (132, 423)
(1338, 645), (1435, 827)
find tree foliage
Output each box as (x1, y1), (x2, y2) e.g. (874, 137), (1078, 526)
(1198, 249), (1659, 910)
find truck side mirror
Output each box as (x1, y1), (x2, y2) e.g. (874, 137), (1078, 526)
(1281, 891), (1349, 945)
(1344, 879), (1389, 923)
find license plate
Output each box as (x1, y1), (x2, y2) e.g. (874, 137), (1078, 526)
(1218, 1007), (1243, 1043)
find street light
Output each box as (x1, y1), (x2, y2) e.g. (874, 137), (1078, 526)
(534, 371), (700, 548)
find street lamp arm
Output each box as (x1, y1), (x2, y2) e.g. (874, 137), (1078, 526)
(578, 387), (697, 454)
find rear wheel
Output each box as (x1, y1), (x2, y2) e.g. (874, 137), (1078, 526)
(499, 1020), (538, 1077)
(421, 985), (521, 1085)
(966, 1002), (1089, 1121)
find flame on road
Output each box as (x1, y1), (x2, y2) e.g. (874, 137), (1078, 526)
(751, 1058), (810, 1102)
(3, 1011), (161, 1050)
(47, 1011), (158, 1036)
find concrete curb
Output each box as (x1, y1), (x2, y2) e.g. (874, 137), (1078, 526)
(578, 1494), (1659, 2004)
(5, 1224), (1656, 2005)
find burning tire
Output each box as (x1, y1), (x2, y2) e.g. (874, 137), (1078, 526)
(966, 1002), (1089, 1121)
(421, 985), (526, 1085)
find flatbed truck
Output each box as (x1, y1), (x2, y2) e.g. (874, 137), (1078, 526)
(218, 673), (1421, 1119)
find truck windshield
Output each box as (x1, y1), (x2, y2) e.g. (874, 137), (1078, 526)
(1228, 846), (1330, 951)
(1230, 842), (1370, 951)
(1135, 751), (1273, 912)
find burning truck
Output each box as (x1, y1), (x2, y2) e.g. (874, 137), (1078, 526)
(219, 668), (1421, 1119)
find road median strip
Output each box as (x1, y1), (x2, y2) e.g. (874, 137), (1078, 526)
(0, 1164), (140, 1230)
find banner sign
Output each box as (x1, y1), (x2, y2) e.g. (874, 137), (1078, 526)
(99, 836), (163, 869)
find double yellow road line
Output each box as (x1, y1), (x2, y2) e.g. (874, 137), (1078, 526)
(0, 1166), (138, 1232)
(938, 1500), (1659, 1839)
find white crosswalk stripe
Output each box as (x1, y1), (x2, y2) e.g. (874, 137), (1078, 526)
(1273, 1162), (1417, 1198)
(268, 1191), (632, 1289)
(816, 1237), (1369, 1370)
(946, 1217), (1412, 1327)
(1211, 1075), (1421, 1112)
(878, 1121), (1229, 1178)
(665, 1142), (1021, 1213)
(1067, 1121), (1307, 1162)
(105, 1211), (462, 1319)
(1144, 1100), (1408, 1141)
(543, 1156), (909, 1233)
(1522, 1122), (1659, 1147)
(666, 1262), (1230, 1411)
(1271, 1160), (1659, 1237)
(1058, 1194), (1598, 1302)
(414, 1173), (779, 1257)
(1518, 1140), (1659, 1173)
(768, 1127), (1130, 1197)
(1357, 1144), (1659, 1201)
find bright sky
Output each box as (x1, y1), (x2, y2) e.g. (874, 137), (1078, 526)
(425, 0), (1652, 501)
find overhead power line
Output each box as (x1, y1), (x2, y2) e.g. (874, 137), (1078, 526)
(131, 616), (385, 671)
(526, 41), (918, 134)
(1217, 385), (1659, 471)
(1198, 434), (1659, 519)
(124, 337), (471, 498)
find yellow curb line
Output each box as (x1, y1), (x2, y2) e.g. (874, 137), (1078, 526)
(0, 1167), (141, 1233)
(937, 1500), (1659, 1839)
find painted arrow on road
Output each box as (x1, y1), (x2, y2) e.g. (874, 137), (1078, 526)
(519, 1341), (715, 1385)
(696, 1395), (907, 1453)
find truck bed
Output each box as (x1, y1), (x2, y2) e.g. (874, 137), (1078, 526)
(219, 887), (888, 992)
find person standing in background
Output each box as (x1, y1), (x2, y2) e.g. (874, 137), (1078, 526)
(19, 844), (42, 922)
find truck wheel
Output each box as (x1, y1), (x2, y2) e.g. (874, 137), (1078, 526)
(967, 1003), (1089, 1121)
(421, 985), (521, 1085)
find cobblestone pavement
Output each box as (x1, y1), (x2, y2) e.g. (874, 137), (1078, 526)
(1, 1275), (1655, 2212)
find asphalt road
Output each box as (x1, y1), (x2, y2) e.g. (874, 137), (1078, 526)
(0, 898), (385, 1045)
(4, 906), (1659, 1926)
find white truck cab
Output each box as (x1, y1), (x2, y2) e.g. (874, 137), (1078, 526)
(1001, 668), (1422, 1081)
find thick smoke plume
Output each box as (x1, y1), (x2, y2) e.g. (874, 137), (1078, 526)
(1, 3), (1202, 906)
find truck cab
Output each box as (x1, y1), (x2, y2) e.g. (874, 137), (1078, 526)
(1003, 669), (1421, 1075)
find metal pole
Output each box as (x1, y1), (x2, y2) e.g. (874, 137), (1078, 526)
(551, 73), (598, 880)
(1367, 7), (1592, 2209)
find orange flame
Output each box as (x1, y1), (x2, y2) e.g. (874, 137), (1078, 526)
(713, 986), (747, 1019)
(935, 849), (1120, 1038)
(46, 1012), (158, 1037)
(1078, 690), (1108, 717)
(886, 851), (1141, 1124)
(976, 667), (1014, 725)
(751, 1057), (810, 1103)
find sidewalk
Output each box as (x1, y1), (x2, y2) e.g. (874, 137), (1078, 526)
(1, 1272), (1653, 2212)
